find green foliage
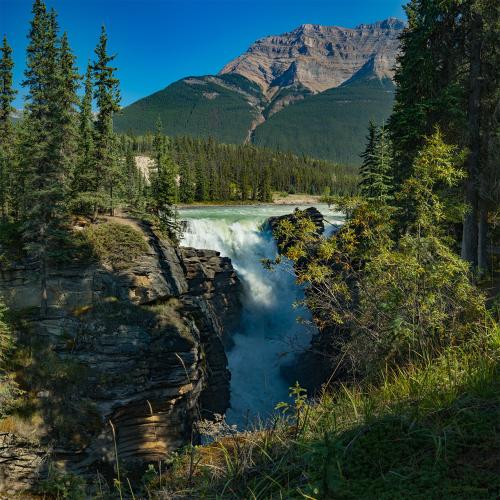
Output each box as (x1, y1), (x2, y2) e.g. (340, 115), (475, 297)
(0, 299), (21, 418)
(71, 62), (96, 214)
(92, 25), (121, 216)
(0, 221), (24, 263)
(37, 465), (87, 499)
(276, 132), (486, 376)
(398, 129), (466, 234)
(120, 134), (359, 202)
(388, 0), (499, 268)
(359, 122), (393, 204)
(0, 35), (17, 221)
(82, 222), (148, 270)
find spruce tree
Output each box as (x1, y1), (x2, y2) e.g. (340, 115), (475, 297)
(22, 2), (76, 315)
(150, 119), (179, 237)
(179, 159), (195, 204)
(124, 147), (144, 209)
(360, 124), (393, 204)
(359, 121), (377, 195)
(92, 25), (120, 217)
(0, 35), (16, 221)
(259, 166), (272, 202)
(195, 157), (208, 201)
(72, 62), (95, 213)
(56, 31), (79, 200)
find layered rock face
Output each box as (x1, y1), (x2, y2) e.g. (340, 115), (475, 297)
(219, 18), (404, 95)
(0, 221), (240, 494)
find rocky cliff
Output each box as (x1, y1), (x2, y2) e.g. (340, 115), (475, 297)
(219, 18), (404, 96)
(0, 219), (240, 495)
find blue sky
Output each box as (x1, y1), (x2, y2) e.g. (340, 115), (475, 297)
(1, 0), (406, 108)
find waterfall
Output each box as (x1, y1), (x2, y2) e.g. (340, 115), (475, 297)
(180, 210), (316, 427)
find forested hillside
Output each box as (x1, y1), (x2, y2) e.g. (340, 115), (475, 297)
(113, 74), (262, 143)
(253, 74), (395, 165)
(115, 73), (395, 165)
(120, 133), (359, 203)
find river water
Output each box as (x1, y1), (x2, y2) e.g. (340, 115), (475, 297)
(179, 205), (343, 427)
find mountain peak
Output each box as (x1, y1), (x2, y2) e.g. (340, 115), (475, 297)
(356, 17), (406, 30)
(219, 19), (403, 94)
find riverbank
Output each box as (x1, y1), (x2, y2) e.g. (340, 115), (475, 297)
(177, 192), (322, 209)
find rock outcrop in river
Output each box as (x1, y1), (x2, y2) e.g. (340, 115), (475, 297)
(0, 219), (240, 494)
(267, 207), (345, 393)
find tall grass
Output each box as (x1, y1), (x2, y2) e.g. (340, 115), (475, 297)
(152, 323), (499, 499)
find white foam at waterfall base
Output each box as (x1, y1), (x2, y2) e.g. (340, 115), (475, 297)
(180, 212), (316, 428)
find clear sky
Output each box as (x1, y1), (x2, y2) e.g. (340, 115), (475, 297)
(1, 0), (406, 109)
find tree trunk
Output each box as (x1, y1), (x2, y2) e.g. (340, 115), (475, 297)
(461, 11), (483, 267)
(477, 199), (489, 273)
(461, 184), (478, 266)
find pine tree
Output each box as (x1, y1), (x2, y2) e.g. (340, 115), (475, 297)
(150, 118), (179, 237)
(179, 159), (195, 204)
(359, 121), (377, 194)
(124, 147), (144, 208)
(0, 35), (17, 221)
(56, 31), (79, 201)
(388, 0), (465, 184)
(259, 166), (272, 202)
(22, 2), (76, 315)
(72, 62), (95, 213)
(359, 124), (393, 204)
(92, 25), (120, 217)
(388, 0), (499, 268)
(195, 157), (208, 201)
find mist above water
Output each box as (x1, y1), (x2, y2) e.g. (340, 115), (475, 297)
(180, 205), (343, 427)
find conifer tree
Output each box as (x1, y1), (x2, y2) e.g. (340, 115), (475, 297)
(56, 31), (79, 198)
(259, 166), (272, 202)
(359, 121), (377, 193)
(72, 62), (95, 212)
(124, 147), (144, 208)
(92, 25), (120, 217)
(359, 124), (393, 204)
(0, 35), (16, 221)
(150, 118), (179, 236)
(22, 1), (77, 315)
(179, 159), (195, 204)
(195, 158), (208, 201)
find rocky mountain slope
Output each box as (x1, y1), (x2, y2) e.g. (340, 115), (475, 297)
(0, 219), (240, 494)
(219, 18), (404, 96)
(114, 18), (404, 164)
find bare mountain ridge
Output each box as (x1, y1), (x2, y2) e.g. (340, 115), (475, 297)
(219, 18), (404, 96)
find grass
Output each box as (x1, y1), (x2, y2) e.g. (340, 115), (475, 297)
(81, 222), (148, 270)
(150, 323), (499, 499)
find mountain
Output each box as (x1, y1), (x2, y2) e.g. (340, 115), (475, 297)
(253, 74), (396, 165)
(114, 74), (262, 144)
(114, 18), (404, 164)
(219, 18), (404, 95)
